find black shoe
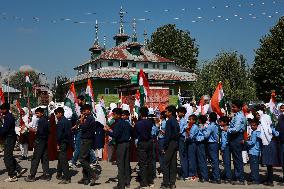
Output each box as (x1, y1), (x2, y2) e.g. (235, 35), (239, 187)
(263, 181), (274, 187)
(247, 181), (259, 185)
(126, 184), (130, 188)
(89, 179), (96, 186)
(58, 179), (71, 184)
(40, 174), (51, 181)
(160, 184), (170, 189)
(170, 184), (176, 189)
(210, 179), (221, 184)
(176, 176), (183, 180)
(19, 156), (27, 160)
(222, 179), (232, 184)
(17, 168), (27, 178)
(84, 180), (90, 185)
(56, 174), (63, 180)
(25, 175), (36, 182)
(232, 181), (245, 185)
(77, 178), (85, 184)
(199, 178), (208, 183)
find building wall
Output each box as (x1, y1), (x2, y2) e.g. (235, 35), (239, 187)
(74, 78), (126, 99)
(168, 82), (193, 95)
(80, 60), (183, 74)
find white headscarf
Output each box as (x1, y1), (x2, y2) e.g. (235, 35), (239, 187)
(258, 110), (273, 145)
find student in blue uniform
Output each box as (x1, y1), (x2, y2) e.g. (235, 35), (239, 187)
(228, 100), (246, 185)
(244, 118), (261, 185)
(160, 106), (179, 189)
(277, 104), (284, 185)
(202, 112), (221, 184)
(177, 107), (189, 180)
(196, 115), (209, 183)
(135, 107), (154, 188)
(54, 107), (72, 184)
(157, 111), (167, 178)
(218, 116), (231, 183)
(105, 108), (132, 189)
(25, 107), (50, 182)
(0, 103), (27, 182)
(186, 114), (199, 181)
(77, 104), (98, 186)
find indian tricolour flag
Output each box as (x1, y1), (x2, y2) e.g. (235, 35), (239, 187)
(268, 91), (276, 114)
(25, 71), (32, 88)
(64, 82), (80, 116)
(134, 89), (140, 115)
(139, 69), (149, 107)
(210, 82), (225, 116)
(85, 79), (96, 112)
(0, 84), (5, 105)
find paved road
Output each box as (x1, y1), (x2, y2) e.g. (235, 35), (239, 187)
(0, 151), (283, 189)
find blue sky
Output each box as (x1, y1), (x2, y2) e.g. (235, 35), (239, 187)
(0, 0), (283, 82)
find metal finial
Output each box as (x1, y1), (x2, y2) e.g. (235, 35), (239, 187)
(119, 6), (125, 34)
(143, 29), (148, 45)
(132, 18), (137, 42)
(103, 35), (106, 49)
(95, 19), (99, 44)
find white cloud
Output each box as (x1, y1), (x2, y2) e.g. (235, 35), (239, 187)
(19, 65), (36, 72)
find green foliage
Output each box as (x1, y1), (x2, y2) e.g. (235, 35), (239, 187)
(169, 95), (179, 105)
(96, 94), (119, 107)
(194, 51), (257, 102)
(52, 76), (69, 102)
(3, 71), (41, 93)
(252, 16), (284, 101)
(148, 24), (199, 70)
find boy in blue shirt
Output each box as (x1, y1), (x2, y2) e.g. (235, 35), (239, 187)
(186, 114), (199, 181)
(202, 112), (221, 184)
(196, 115), (209, 183)
(218, 116), (231, 183)
(177, 107), (189, 180)
(244, 118), (261, 185)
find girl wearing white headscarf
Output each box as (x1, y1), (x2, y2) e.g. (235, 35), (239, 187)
(256, 105), (280, 187)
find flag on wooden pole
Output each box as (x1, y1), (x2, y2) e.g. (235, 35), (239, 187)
(210, 82), (225, 116)
(139, 69), (149, 107)
(64, 82), (80, 116)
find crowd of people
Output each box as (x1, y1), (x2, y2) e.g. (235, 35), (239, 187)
(1, 96), (284, 189)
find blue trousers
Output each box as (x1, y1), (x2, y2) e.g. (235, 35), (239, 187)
(249, 154), (260, 183)
(72, 132), (96, 164)
(208, 143), (220, 180)
(229, 133), (244, 182)
(280, 143), (284, 176)
(158, 138), (165, 172)
(196, 142), (208, 180)
(187, 142), (197, 177)
(152, 139), (157, 176)
(222, 146), (232, 180)
(179, 137), (188, 178)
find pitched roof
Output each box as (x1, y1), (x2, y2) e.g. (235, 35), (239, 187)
(74, 42), (173, 69)
(99, 42), (173, 62)
(70, 67), (196, 83)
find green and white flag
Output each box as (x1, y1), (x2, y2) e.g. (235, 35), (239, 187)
(64, 82), (80, 116)
(139, 69), (149, 107)
(85, 79), (96, 113)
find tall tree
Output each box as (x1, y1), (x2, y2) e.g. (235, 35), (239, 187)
(51, 76), (69, 102)
(3, 71), (41, 93)
(148, 24), (199, 70)
(252, 16), (284, 101)
(194, 51), (257, 102)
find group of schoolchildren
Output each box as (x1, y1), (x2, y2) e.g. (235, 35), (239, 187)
(2, 97), (284, 189)
(175, 101), (284, 187)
